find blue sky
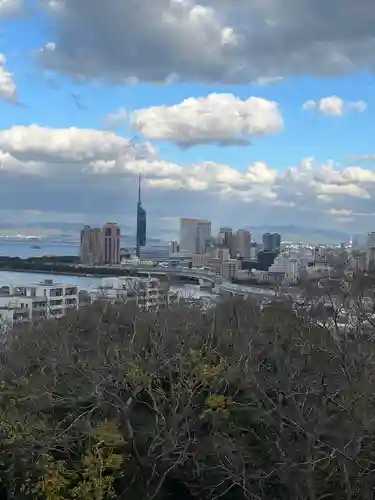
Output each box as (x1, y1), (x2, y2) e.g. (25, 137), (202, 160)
(1, 0), (375, 241)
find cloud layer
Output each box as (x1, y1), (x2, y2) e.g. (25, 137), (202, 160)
(37, 0), (375, 83)
(1, 124), (375, 232)
(130, 94), (283, 146)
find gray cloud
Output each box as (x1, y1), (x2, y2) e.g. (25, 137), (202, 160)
(0, 0), (23, 19)
(37, 0), (375, 83)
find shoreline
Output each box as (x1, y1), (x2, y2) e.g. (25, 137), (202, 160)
(0, 268), (110, 278)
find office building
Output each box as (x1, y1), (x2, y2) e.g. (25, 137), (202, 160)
(180, 218), (211, 254)
(218, 227), (237, 257)
(139, 245), (169, 261)
(221, 259), (240, 279)
(90, 228), (104, 265)
(103, 222), (121, 265)
(218, 227), (232, 247)
(80, 226), (91, 264)
(367, 232), (375, 271)
(136, 175), (147, 258)
(211, 247), (230, 262)
(169, 240), (180, 255)
(80, 226), (103, 265)
(236, 229), (251, 258)
(263, 233), (273, 252)
(263, 232), (281, 252)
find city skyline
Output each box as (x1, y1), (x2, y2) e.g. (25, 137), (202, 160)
(2, 2), (375, 234)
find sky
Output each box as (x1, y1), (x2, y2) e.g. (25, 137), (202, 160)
(1, 0), (375, 241)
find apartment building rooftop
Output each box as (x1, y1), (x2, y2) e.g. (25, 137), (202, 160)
(180, 217), (211, 223)
(28, 279), (77, 287)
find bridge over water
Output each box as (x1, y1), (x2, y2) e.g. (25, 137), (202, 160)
(125, 266), (296, 299)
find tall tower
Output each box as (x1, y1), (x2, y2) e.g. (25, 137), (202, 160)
(136, 174), (147, 258)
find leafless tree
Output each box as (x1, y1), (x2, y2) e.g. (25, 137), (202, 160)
(0, 297), (375, 498)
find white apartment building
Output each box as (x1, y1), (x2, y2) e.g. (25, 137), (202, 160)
(180, 218), (211, 255)
(268, 255), (301, 285)
(0, 280), (79, 330)
(0, 296), (40, 331)
(89, 277), (179, 312)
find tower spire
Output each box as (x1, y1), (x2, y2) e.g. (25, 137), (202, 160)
(138, 173), (141, 205)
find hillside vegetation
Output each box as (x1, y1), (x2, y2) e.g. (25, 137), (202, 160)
(0, 298), (375, 499)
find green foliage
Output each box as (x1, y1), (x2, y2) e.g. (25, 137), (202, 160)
(0, 298), (375, 499)
(33, 445), (124, 500)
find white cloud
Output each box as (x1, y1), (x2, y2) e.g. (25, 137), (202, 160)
(313, 182), (370, 199)
(35, 0), (375, 84)
(0, 124), (153, 162)
(326, 209), (353, 216)
(318, 96), (345, 116)
(341, 166), (375, 183)
(348, 100), (368, 113)
(303, 96), (368, 116)
(0, 54), (17, 102)
(131, 94), (284, 146)
(347, 153), (375, 162)
(0, 150), (25, 171)
(302, 100), (317, 112)
(252, 76), (284, 86)
(105, 108), (129, 129)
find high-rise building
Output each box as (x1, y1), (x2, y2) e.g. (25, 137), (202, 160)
(218, 227), (238, 257)
(262, 233), (273, 252)
(80, 226), (104, 265)
(218, 227), (233, 247)
(80, 226), (92, 264)
(366, 232), (375, 271)
(169, 240), (180, 255)
(273, 233), (281, 252)
(103, 222), (120, 265)
(263, 232), (281, 253)
(136, 174), (147, 258)
(90, 228), (104, 265)
(236, 229), (251, 258)
(180, 218), (211, 254)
